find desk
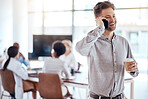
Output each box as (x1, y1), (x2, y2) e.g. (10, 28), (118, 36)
(27, 68), (42, 78)
(124, 78), (134, 99)
(63, 72), (88, 88)
(28, 70), (134, 99)
(63, 72), (134, 99)
(63, 72), (88, 98)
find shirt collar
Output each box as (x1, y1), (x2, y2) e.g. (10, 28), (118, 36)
(100, 32), (116, 41)
(112, 33), (116, 40)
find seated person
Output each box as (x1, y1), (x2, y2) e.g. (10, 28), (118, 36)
(42, 40), (71, 79)
(13, 42), (30, 67)
(59, 40), (79, 74)
(42, 40), (71, 96)
(1, 46), (37, 99)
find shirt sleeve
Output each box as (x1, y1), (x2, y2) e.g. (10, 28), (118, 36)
(69, 53), (77, 70)
(126, 41), (139, 77)
(130, 71), (139, 77)
(62, 62), (71, 79)
(75, 26), (104, 56)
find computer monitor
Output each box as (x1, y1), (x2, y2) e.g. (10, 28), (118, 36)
(33, 35), (72, 57)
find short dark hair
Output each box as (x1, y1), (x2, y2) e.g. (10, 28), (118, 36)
(53, 41), (66, 57)
(93, 1), (115, 18)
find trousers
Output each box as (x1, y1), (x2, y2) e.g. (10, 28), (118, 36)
(90, 93), (124, 99)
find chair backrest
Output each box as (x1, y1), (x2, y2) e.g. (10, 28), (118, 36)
(38, 73), (63, 99)
(0, 69), (15, 94)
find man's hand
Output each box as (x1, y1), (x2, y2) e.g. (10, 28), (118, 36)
(95, 17), (105, 28)
(128, 61), (138, 72)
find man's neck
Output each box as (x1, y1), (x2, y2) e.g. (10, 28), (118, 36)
(103, 30), (114, 40)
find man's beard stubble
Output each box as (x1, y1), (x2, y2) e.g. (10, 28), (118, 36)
(107, 25), (116, 32)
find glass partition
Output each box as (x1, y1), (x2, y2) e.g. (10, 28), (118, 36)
(28, 0), (148, 77)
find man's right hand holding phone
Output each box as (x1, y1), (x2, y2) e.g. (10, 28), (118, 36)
(95, 17), (109, 30)
(95, 17), (105, 27)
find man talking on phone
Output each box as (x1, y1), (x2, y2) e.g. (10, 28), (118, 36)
(75, 1), (139, 99)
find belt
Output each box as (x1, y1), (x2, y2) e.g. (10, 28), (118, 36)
(90, 93), (122, 99)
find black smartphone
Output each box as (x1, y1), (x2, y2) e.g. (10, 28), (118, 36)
(102, 19), (109, 30)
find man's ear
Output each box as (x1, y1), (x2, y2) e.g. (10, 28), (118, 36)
(51, 50), (57, 58)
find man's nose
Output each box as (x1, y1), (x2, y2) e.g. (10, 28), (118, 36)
(109, 17), (115, 23)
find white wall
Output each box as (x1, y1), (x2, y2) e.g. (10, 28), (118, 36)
(0, 0), (28, 58)
(0, 0), (13, 55)
(13, 0), (28, 58)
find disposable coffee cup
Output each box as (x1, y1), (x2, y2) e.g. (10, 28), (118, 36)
(124, 58), (134, 72)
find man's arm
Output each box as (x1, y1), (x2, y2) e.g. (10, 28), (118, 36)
(75, 26), (104, 56)
(19, 52), (25, 59)
(126, 42), (139, 77)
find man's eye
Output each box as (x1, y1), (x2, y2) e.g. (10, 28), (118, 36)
(105, 17), (110, 19)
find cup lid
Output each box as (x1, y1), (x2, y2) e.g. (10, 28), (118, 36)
(124, 58), (134, 62)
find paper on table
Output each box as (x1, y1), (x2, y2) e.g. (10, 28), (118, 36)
(62, 76), (75, 80)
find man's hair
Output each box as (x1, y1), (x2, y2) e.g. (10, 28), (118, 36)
(13, 42), (19, 49)
(93, 1), (115, 18)
(52, 41), (66, 57)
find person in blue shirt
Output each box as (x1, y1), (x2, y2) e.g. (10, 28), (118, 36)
(13, 42), (30, 67)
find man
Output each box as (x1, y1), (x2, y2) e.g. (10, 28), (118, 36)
(75, 1), (138, 99)
(13, 42), (30, 67)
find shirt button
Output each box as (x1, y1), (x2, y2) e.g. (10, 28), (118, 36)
(105, 38), (108, 41)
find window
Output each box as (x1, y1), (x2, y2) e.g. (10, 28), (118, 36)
(28, 0), (148, 76)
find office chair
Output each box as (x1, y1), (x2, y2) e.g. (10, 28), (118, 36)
(0, 69), (36, 99)
(38, 73), (73, 99)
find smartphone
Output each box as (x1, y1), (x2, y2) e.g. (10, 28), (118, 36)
(102, 19), (109, 30)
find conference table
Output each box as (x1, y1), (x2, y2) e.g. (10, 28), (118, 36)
(62, 72), (134, 99)
(28, 68), (134, 99)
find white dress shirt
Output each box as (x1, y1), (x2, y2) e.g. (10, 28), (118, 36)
(59, 53), (78, 70)
(7, 58), (28, 99)
(42, 57), (71, 79)
(75, 26), (138, 97)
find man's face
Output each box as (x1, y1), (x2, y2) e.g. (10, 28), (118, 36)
(100, 8), (117, 31)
